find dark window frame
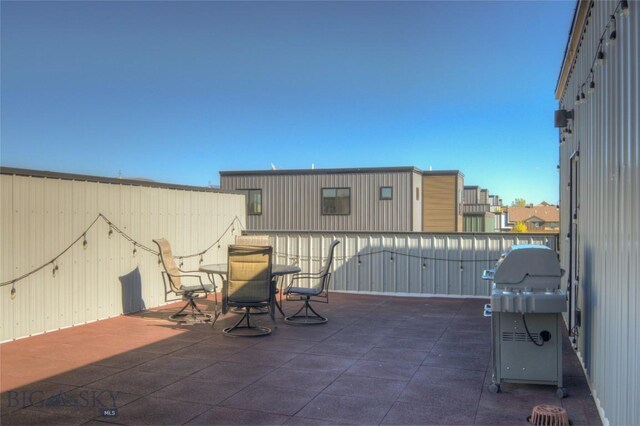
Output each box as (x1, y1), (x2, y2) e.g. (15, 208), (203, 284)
(237, 188), (262, 216)
(321, 187), (351, 215)
(380, 186), (393, 200)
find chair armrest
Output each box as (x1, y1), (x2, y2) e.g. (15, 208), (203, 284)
(167, 273), (212, 293)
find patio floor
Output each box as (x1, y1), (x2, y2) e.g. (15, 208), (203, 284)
(1, 293), (601, 425)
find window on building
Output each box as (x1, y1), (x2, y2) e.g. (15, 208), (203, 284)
(322, 188), (350, 215)
(380, 186), (393, 200)
(238, 189), (262, 215)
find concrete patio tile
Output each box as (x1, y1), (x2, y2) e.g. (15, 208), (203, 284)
(372, 336), (437, 352)
(475, 389), (560, 425)
(430, 340), (490, 356)
(304, 341), (374, 358)
(388, 327), (445, 340)
(45, 365), (123, 388)
(381, 401), (476, 425)
(220, 385), (318, 416)
(250, 337), (318, 354)
(398, 380), (482, 408)
(187, 406), (289, 425)
(1, 382), (76, 414)
(254, 366), (343, 392)
(363, 347), (428, 365)
(283, 415), (353, 425)
(1, 406), (86, 425)
(438, 328), (488, 344)
(421, 352), (490, 372)
(412, 366), (486, 387)
(345, 360), (419, 381)
(192, 361), (275, 384)
(98, 395), (210, 425)
(150, 376), (247, 405)
(223, 348), (299, 368)
(283, 353), (357, 374)
(322, 374), (408, 401)
(296, 394), (393, 425)
(87, 369), (182, 396)
(134, 353), (216, 376)
(27, 386), (141, 421)
(92, 349), (162, 369)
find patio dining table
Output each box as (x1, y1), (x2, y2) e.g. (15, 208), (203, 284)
(199, 263), (301, 316)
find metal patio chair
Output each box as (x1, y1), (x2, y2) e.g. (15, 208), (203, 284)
(222, 245), (275, 337)
(283, 240), (340, 325)
(153, 238), (218, 323)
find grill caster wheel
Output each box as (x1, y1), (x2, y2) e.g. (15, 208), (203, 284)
(556, 387), (568, 398)
(489, 383), (500, 393)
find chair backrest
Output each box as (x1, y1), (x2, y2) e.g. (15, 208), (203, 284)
(227, 245), (273, 304)
(319, 240), (341, 276)
(153, 238), (181, 291)
(235, 235), (270, 246)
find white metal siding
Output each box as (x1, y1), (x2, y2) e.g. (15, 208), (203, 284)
(249, 231), (556, 298)
(0, 174), (245, 342)
(221, 172), (416, 231)
(558, 2), (639, 425)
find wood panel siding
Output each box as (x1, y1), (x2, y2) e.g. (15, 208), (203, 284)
(422, 174), (462, 232)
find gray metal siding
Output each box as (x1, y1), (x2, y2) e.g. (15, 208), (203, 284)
(0, 173), (245, 342)
(558, 2), (639, 425)
(221, 171), (416, 232)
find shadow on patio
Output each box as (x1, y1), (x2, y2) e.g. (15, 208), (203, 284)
(1, 293), (600, 425)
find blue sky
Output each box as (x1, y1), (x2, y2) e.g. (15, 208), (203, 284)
(1, 1), (575, 204)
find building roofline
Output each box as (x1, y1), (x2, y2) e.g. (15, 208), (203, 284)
(220, 166), (423, 177)
(422, 170), (464, 177)
(555, 0), (590, 100)
(0, 167), (238, 194)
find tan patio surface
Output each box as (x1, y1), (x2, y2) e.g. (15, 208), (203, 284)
(1, 293), (601, 425)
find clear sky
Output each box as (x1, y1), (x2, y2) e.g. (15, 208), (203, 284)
(1, 0), (575, 204)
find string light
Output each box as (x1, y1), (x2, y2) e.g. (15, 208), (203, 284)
(607, 15), (617, 44)
(157, 255), (162, 266)
(199, 254), (203, 264)
(10, 283), (16, 299)
(0, 214), (245, 289)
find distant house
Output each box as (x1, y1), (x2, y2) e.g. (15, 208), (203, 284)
(461, 186), (504, 232)
(507, 203), (559, 231)
(219, 167), (464, 232)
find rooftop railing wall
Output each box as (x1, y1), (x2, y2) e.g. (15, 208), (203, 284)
(247, 231), (558, 298)
(0, 169), (245, 342)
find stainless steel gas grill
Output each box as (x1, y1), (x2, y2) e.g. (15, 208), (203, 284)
(482, 244), (567, 398)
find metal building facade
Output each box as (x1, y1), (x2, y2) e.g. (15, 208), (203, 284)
(556, 1), (639, 424)
(220, 168), (423, 232)
(0, 168), (245, 341)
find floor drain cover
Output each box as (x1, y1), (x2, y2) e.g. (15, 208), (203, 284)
(529, 404), (569, 426)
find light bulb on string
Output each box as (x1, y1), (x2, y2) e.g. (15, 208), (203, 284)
(83, 234), (88, 249)
(620, 0), (629, 16)
(596, 49), (605, 65)
(52, 261), (59, 277)
(607, 16), (617, 45)
(179, 259), (184, 268)
(589, 80), (595, 94)
(199, 254), (203, 264)
(157, 255), (162, 266)
(108, 226), (113, 239)
(132, 244), (137, 257)
(10, 283), (16, 300)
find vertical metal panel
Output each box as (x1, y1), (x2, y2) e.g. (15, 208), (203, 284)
(220, 171), (416, 232)
(0, 173), (245, 342)
(260, 231), (556, 298)
(557, 2), (638, 424)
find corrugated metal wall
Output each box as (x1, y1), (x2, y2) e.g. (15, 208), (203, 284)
(0, 172), (245, 342)
(557, 1), (639, 425)
(221, 171), (418, 232)
(248, 231), (557, 297)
